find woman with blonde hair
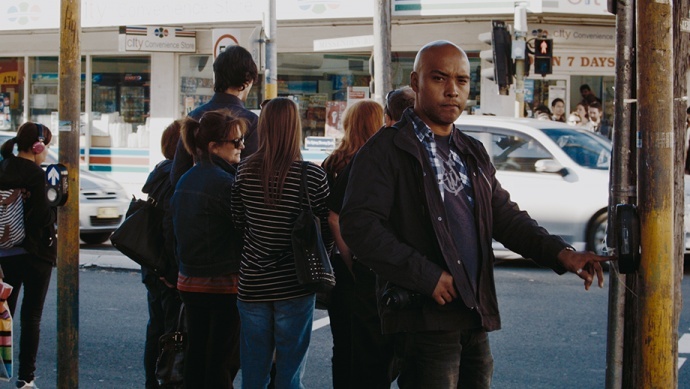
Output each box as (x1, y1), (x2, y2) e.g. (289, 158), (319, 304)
(231, 97), (332, 388)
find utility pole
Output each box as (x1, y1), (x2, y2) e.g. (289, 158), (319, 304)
(672, 4), (690, 382)
(58, 0), (81, 387)
(264, 0), (277, 99)
(605, 1), (636, 388)
(513, 3), (527, 118)
(636, 0), (676, 386)
(373, 0), (391, 105)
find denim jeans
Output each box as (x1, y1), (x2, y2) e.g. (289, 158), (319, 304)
(237, 294), (315, 389)
(1, 255), (53, 383)
(179, 291), (240, 389)
(395, 328), (493, 389)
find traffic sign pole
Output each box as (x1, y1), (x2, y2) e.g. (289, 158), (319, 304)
(58, 1), (81, 387)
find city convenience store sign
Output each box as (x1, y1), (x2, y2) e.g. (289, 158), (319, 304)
(118, 26), (196, 53)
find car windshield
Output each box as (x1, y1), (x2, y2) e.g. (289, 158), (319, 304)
(541, 128), (611, 170)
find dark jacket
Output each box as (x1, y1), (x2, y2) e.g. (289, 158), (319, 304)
(0, 156), (57, 264)
(171, 155), (242, 278)
(339, 114), (569, 333)
(170, 93), (258, 187)
(141, 159), (177, 284)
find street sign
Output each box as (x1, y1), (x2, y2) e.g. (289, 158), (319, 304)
(46, 163), (68, 207)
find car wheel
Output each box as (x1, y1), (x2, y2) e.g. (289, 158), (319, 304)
(586, 212), (608, 255)
(80, 232), (112, 245)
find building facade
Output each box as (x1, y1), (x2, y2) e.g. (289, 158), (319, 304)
(0, 0), (616, 195)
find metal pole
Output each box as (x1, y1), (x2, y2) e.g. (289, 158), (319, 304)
(513, 4), (527, 118)
(636, 0), (676, 387)
(606, 1), (635, 388)
(58, 0), (81, 387)
(264, 0), (277, 99)
(373, 0), (391, 105)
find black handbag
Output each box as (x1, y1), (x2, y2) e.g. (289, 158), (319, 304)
(110, 197), (166, 275)
(156, 303), (186, 388)
(292, 162), (336, 294)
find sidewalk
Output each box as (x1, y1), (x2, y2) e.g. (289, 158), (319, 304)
(79, 248), (141, 271)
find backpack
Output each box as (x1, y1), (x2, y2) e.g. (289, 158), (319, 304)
(0, 189), (24, 248)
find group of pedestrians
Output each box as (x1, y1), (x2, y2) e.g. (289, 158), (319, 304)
(146, 40), (610, 389)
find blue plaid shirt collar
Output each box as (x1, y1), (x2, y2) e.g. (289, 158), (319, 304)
(404, 109), (474, 206)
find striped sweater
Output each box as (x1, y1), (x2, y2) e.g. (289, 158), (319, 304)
(231, 160), (333, 302)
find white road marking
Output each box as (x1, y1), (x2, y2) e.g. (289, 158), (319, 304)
(312, 316), (330, 331)
(679, 333), (690, 354)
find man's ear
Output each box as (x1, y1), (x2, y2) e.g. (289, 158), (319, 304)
(410, 71), (419, 92)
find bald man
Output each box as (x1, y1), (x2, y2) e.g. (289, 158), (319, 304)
(340, 40), (610, 387)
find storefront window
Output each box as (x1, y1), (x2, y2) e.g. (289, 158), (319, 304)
(91, 56), (150, 148)
(29, 56), (86, 130)
(178, 54), (262, 118)
(0, 57), (24, 131)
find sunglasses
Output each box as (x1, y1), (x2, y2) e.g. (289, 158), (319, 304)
(218, 136), (244, 148)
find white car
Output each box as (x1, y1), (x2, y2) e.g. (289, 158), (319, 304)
(455, 115), (690, 257)
(0, 133), (130, 244)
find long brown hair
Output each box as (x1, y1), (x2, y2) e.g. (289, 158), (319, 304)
(323, 100), (383, 177)
(245, 97), (303, 205)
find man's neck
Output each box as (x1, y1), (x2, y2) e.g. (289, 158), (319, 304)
(224, 87), (248, 102)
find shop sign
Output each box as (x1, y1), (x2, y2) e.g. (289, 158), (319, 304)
(118, 26), (196, 53)
(314, 35), (374, 52)
(0, 71), (19, 85)
(551, 52), (616, 74)
(304, 136), (336, 150)
(393, 0), (609, 17)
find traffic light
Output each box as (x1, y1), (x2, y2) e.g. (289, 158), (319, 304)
(479, 20), (513, 96)
(534, 38), (553, 76)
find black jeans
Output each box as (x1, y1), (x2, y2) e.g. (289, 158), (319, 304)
(1, 255), (53, 383)
(395, 328), (493, 389)
(328, 257), (397, 389)
(143, 274), (182, 389)
(350, 262), (397, 388)
(179, 291), (240, 389)
(327, 254), (355, 389)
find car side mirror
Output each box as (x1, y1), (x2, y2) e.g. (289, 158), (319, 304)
(534, 159), (568, 176)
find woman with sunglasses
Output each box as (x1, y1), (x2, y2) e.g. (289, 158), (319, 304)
(0, 122), (56, 389)
(170, 109), (247, 388)
(231, 98), (332, 388)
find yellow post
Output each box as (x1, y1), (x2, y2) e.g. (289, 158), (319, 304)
(636, 0), (676, 387)
(58, 0), (81, 387)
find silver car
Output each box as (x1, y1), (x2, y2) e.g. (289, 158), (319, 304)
(0, 133), (130, 244)
(455, 115), (690, 256)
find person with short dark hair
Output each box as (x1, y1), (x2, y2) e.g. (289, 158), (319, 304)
(384, 86), (416, 126)
(0, 122), (57, 389)
(587, 101), (611, 139)
(551, 98), (566, 122)
(171, 109), (248, 388)
(141, 119), (182, 389)
(340, 40), (610, 387)
(533, 104), (552, 120)
(580, 84), (602, 105)
(171, 46), (259, 187)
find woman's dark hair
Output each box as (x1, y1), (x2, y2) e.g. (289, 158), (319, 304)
(213, 46), (259, 93)
(161, 120), (182, 160)
(0, 122), (53, 159)
(179, 109), (247, 162)
(551, 98), (565, 108)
